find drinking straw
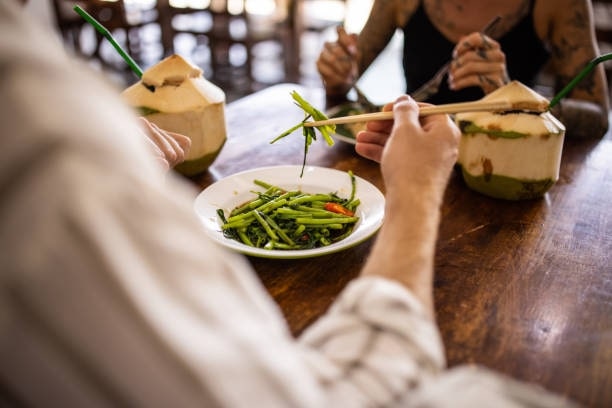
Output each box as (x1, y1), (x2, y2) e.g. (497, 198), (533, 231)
(73, 5), (143, 78)
(548, 52), (612, 108)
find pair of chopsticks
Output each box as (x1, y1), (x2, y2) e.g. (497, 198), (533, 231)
(304, 99), (528, 127)
(306, 10), (612, 130)
(305, 46), (612, 128)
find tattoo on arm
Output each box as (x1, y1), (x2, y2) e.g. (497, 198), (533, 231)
(550, 4), (596, 96)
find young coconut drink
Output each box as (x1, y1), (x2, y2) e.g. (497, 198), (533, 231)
(122, 55), (227, 176)
(455, 81), (566, 200)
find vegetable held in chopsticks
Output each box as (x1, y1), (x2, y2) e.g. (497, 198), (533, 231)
(270, 91), (336, 176)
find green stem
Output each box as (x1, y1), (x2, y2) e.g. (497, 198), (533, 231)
(548, 52), (612, 108)
(73, 5), (143, 78)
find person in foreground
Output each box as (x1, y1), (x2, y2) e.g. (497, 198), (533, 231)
(0, 1), (579, 406)
(317, 0), (609, 139)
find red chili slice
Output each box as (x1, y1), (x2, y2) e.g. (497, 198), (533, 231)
(324, 202), (354, 216)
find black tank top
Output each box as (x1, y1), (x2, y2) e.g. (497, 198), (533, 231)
(402, 0), (550, 103)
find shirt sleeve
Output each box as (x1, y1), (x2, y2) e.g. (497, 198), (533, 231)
(296, 278), (579, 407)
(297, 277), (446, 406)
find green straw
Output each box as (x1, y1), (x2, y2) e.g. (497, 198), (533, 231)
(548, 52), (612, 108)
(73, 5), (143, 78)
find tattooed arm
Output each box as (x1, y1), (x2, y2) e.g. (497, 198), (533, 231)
(545, 0), (609, 139)
(317, 0), (418, 106)
(356, 0), (417, 77)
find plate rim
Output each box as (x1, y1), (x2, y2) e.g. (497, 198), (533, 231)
(194, 165), (385, 259)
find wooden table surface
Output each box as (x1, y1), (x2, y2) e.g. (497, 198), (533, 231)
(190, 83), (612, 407)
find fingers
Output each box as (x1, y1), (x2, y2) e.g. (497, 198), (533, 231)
(376, 95), (459, 192)
(316, 26), (359, 95)
(355, 99), (397, 163)
(453, 32), (496, 57)
(139, 118), (190, 169)
(449, 55), (508, 93)
(142, 135), (170, 171)
(355, 96), (416, 163)
(141, 118), (179, 163)
(449, 33), (509, 94)
(365, 101), (394, 132)
(336, 25), (358, 56)
(167, 131), (191, 154)
(319, 41), (354, 75)
(391, 95), (420, 129)
(316, 43), (354, 93)
(355, 94), (460, 185)
(354, 130), (388, 163)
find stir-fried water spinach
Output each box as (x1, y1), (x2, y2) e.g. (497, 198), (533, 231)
(217, 172), (360, 250)
(270, 91), (336, 177)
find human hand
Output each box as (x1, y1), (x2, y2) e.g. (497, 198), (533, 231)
(355, 95), (459, 191)
(316, 25), (359, 97)
(139, 117), (191, 170)
(354, 101), (394, 163)
(449, 32), (509, 95)
(357, 96), (459, 308)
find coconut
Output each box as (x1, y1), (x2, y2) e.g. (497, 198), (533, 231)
(122, 55), (227, 176)
(455, 81), (566, 200)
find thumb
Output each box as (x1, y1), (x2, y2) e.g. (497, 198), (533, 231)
(392, 95), (419, 128)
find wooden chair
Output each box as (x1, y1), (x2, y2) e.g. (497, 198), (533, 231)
(288, 0), (349, 85)
(51, 0), (89, 52)
(51, 0), (160, 84)
(156, 0), (295, 93)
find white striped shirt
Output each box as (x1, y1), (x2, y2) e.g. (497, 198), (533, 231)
(0, 2), (577, 406)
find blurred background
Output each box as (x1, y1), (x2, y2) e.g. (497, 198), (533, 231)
(24, 0), (404, 103)
(23, 0), (612, 103)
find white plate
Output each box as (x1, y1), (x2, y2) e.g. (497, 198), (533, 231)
(194, 165), (385, 259)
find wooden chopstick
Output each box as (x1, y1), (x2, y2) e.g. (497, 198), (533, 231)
(304, 100), (517, 127)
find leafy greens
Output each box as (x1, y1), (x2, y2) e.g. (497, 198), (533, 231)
(270, 91), (336, 176)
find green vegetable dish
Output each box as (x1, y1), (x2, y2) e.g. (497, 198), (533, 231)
(217, 172), (360, 250)
(270, 90), (336, 177)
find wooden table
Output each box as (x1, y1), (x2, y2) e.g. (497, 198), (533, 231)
(190, 83), (612, 407)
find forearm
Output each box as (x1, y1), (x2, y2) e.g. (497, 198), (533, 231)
(356, 0), (398, 76)
(324, 0), (398, 106)
(360, 182), (444, 315)
(550, 98), (609, 139)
